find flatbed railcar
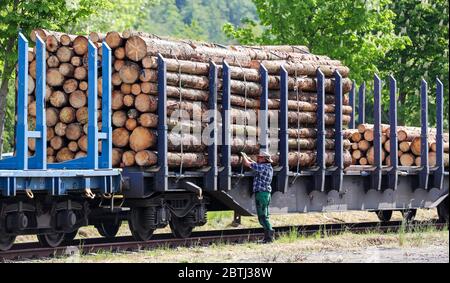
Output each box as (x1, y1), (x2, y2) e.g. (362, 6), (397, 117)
(0, 33), (448, 251)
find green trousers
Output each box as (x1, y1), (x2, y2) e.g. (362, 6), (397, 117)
(255, 191), (273, 231)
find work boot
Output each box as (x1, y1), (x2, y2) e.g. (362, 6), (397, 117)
(263, 230), (274, 243)
(258, 230), (269, 244)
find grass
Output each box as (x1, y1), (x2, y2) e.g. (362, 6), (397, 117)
(276, 227), (300, 243)
(28, 226), (447, 263)
(13, 209), (441, 244)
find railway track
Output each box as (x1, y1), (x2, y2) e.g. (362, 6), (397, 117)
(1, 220), (446, 262)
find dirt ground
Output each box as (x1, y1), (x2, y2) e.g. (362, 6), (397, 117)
(11, 209), (448, 263)
(24, 227), (448, 263)
(14, 209), (440, 244)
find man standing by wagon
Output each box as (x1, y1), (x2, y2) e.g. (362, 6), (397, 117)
(241, 151), (275, 243)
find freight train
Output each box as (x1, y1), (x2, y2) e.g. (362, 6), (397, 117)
(0, 33), (448, 251)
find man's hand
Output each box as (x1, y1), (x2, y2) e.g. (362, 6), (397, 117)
(240, 152), (253, 168)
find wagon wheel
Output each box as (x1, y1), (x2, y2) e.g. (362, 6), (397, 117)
(437, 197), (449, 224)
(375, 210), (393, 222)
(401, 209), (417, 224)
(0, 232), (16, 251)
(169, 215), (193, 239)
(95, 220), (122, 238)
(128, 208), (155, 241)
(37, 232), (66, 248)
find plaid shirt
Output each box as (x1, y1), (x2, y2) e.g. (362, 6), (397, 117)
(250, 162), (273, 193)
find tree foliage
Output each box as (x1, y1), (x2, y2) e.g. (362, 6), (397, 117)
(72, 0), (157, 33)
(76, 0), (257, 43)
(381, 0), (449, 127)
(0, 0), (109, 152)
(224, 0), (448, 127)
(224, 0), (410, 84)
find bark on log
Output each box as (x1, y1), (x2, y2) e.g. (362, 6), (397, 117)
(357, 123), (389, 134)
(431, 142), (449, 153)
(268, 91), (350, 105)
(225, 94), (352, 113)
(257, 60), (350, 77)
(167, 133), (206, 152)
(289, 128), (336, 139)
(288, 138), (349, 150)
(167, 152), (208, 168)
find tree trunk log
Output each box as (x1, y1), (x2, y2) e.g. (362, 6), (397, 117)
(129, 126), (156, 151)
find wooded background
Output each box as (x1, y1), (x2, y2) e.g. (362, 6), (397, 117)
(0, 0), (448, 153)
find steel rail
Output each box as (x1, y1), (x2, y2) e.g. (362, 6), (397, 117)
(1, 220), (446, 261)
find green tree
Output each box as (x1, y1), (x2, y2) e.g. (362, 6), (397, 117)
(0, 0), (108, 154)
(73, 0), (157, 33)
(225, 0), (448, 127)
(224, 0), (409, 84)
(138, 0), (209, 41)
(381, 0), (449, 127)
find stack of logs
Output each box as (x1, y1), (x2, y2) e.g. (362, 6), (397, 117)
(24, 28), (356, 169)
(347, 124), (449, 167)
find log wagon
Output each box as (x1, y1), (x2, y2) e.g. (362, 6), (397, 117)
(0, 32), (448, 251)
